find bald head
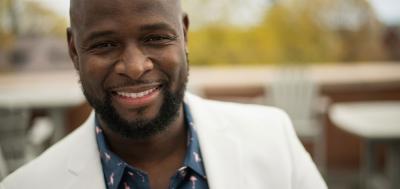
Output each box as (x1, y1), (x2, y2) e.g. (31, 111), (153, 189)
(69, 0), (184, 30)
(67, 0), (189, 61)
(67, 0), (189, 69)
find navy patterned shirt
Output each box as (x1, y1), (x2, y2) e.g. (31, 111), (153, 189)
(95, 104), (209, 189)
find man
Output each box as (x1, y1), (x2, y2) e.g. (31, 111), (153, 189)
(0, 0), (327, 188)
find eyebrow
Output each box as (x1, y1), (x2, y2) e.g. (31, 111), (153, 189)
(83, 31), (115, 44)
(139, 22), (177, 33)
(82, 22), (177, 43)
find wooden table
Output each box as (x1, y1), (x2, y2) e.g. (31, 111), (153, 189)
(329, 101), (400, 189)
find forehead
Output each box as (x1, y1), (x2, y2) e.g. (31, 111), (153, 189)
(72, 0), (181, 34)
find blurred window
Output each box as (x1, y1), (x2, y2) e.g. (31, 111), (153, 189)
(9, 49), (29, 66)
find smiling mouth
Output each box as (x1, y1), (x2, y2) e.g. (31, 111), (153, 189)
(115, 86), (160, 99)
(110, 83), (163, 108)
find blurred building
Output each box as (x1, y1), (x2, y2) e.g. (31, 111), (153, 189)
(383, 26), (400, 61)
(0, 37), (72, 72)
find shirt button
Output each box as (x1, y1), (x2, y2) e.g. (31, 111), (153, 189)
(178, 167), (187, 177)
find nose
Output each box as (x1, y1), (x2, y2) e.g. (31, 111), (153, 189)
(115, 43), (153, 80)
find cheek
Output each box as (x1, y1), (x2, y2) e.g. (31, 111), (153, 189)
(79, 55), (114, 94)
(155, 47), (187, 83)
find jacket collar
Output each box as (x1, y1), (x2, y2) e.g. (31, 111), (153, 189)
(185, 93), (242, 189)
(66, 112), (106, 189)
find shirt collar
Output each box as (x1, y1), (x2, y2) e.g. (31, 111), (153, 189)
(95, 103), (206, 189)
(95, 121), (128, 189)
(183, 103), (206, 177)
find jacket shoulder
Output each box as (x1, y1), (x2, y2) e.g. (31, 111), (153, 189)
(187, 93), (289, 127)
(0, 117), (95, 188)
(187, 92), (286, 115)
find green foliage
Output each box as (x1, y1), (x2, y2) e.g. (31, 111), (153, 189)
(0, 0), (15, 49)
(188, 1), (387, 65)
(22, 1), (68, 37)
(0, 0), (68, 49)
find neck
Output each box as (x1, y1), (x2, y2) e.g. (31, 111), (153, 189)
(100, 106), (187, 170)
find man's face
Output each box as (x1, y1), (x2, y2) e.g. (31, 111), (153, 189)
(68, 0), (189, 139)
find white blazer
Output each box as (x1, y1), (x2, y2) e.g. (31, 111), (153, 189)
(1, 93), (327, 189)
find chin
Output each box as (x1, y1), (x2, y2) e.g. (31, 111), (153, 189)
(114, 97), (164, 122)
(118, 109), (160, 125)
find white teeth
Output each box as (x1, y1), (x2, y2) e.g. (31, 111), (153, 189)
(117, 87), (157, 98)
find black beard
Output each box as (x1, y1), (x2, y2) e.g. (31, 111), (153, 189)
(81, 75), (187, 140)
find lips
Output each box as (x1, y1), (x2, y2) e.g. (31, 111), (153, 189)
(110, 83), (163, 109)
(116, 87), (158, 99)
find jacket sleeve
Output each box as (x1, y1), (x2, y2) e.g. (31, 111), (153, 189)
(280, 110), (328, 189)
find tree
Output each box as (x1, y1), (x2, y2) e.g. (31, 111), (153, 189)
(187, 0), (388, 65)
(0, 0), (68, 49)
(0, 0), (18, 48)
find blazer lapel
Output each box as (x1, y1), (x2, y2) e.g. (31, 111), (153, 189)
(65, 113), (106, 189)
(186, 94), (243, 189)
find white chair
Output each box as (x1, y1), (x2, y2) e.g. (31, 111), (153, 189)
(0, 108), (31, 173)
(26, 117), (54, 158)
(0, 108), (54, 178)
(266, 68), (327, 174)
(0, 145), (8, 180)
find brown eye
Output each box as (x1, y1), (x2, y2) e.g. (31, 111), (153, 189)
(93, 42), (117, 49)
(146, 36), (165, 42)
(143, 35), (177, 45)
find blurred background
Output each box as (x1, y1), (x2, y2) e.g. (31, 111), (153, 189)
(0, 0), (399, 188)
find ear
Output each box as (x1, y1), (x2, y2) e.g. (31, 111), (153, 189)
(67, 27), (79, 71)
(182, 13), (190, 47)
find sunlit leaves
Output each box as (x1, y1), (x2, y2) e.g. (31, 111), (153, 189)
(188, 0), (387, 65)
